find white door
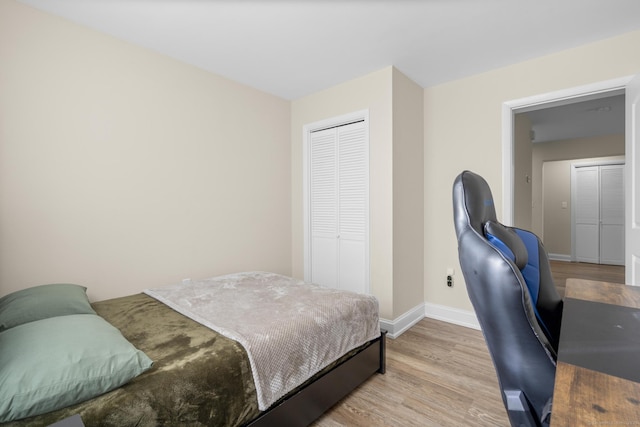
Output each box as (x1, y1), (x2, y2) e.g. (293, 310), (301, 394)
(336, 123), (368, 293)
(575, 166), (600, 263)
(307, 118), (369, 294)
(600, 165), (625, 265)
(309, 128), (338, 289)
(626, 74), (640, 285)
(574, 164), (625, 265)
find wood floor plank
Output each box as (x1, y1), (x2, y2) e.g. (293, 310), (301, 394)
(312, 317), (508, 427)
(550, 260), (624, 297)
(312, 261), (623, 427)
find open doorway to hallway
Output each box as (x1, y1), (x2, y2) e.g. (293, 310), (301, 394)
(504, 74), (640, 286)
(506, 89), (625, 268)
(513, 93), (625, 270)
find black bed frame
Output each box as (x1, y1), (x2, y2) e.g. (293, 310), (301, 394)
(247, 330), (387, 427)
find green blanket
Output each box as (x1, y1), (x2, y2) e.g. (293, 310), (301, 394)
(3, 294), (260, 427)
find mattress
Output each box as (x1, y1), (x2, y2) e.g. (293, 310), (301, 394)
(3, 273), (381, 426)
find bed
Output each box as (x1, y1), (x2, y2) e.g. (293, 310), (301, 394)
(0, 272), (385, 426)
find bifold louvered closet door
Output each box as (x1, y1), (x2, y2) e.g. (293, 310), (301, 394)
(309, 120), (369, 294)
(574, 164), (624, 265)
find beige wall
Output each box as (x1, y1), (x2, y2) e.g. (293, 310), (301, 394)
(5, 0), (640, 321)
(291, 67), (395, 318)
(541, 161), (572, 255)
(424, 30), (640, 312)
(290, 67), (424, 320)
(513, 114), (533, 229)
(392, 69), (425, 316)
(0, 1), (292, 301)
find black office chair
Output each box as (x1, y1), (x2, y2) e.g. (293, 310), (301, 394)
(452, 170), (563, 427)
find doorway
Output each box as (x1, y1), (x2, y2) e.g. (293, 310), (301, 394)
(502, 76), (630, 224)
(502, 76), (632, 278)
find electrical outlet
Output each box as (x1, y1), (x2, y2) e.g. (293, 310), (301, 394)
(447, 275), (453, 287)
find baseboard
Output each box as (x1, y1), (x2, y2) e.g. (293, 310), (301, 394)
(380, 302), (481, 338)
(548, 253), (572, 262)
(379, 303), (425, 339)
(424, 302), (480, 330)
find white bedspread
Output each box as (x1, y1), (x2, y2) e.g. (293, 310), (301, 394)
(144, 271), (380, 410)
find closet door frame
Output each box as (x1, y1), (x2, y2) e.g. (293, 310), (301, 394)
(302, 110), (370, 291)
(571, 159), (625, 264)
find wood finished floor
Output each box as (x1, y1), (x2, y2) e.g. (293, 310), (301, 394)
(549, 260), (624, 298)
(312, 261), (625, 427)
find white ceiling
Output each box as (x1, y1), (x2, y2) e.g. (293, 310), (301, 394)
(17, 0), (640, 101)
(16, 0), (638, 143)
(524, 94), (625, 143)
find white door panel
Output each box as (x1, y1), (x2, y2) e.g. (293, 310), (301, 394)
(626, 74), (640, 285)
(600, 165), (625, 265)
(601, 224), (625, 265)
(312, 237), (337, 288)
(576, 224), (599, 263)
(575, 167), (599, 263)
(310, 128), (338, 288)
(338, 238), (366, 293)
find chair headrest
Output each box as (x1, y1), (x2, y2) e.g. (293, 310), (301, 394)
(456, 171), (498, 234)
(484, 220), (528, 270)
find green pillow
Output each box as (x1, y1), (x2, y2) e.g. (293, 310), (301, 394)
(0, 314), (153, 422)
(0, 284), (96, 331)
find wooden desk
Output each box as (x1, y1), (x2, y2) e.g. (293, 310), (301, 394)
(552, 278), (640, 426)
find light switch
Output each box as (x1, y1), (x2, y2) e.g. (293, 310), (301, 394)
(561, 201), (568, 209)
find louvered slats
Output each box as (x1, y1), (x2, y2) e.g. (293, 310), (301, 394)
(338, 124), (366, 239)
(309, 120), (368, 293)
(310, 130), (337, 235)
